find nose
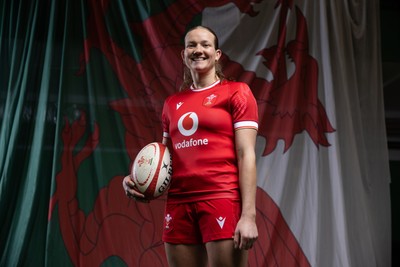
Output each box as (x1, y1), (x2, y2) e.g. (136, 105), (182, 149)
(192, 50), (201, 56)
(192, 44), (203, 55)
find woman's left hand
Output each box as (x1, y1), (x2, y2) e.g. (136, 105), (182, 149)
(233, 215), (258, 250)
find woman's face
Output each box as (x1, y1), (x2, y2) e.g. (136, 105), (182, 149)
(182, 28), (221, 75)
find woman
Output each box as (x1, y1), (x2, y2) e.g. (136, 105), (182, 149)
(123, 26), (258, 267)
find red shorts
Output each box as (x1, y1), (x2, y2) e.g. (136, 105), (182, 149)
(162, 198), (241, 244)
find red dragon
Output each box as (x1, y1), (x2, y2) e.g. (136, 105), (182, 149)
(48, 0), (335, 265)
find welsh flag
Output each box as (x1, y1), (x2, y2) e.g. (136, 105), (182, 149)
(0, 0), (390, 266)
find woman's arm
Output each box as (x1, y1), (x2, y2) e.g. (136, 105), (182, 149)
(233, 128), (258, 250)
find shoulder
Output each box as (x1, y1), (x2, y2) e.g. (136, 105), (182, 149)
(220, 80), (251, 92)
(165, 89), (189, 103)
(218, 81), (253, 100)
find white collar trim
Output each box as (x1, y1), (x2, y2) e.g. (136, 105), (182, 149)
(190, 80), (220, 91)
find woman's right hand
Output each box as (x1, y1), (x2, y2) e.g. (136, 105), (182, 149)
(122, 175), (150, 203)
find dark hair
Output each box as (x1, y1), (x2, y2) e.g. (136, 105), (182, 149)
(180, 26), (225, 91)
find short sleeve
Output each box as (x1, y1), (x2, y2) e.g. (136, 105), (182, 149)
(230, 83), (258, 130)
(162, 97), (171, 138)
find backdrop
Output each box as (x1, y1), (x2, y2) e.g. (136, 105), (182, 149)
(0, 0), (391, 266)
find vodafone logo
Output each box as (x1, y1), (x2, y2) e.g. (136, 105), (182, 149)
(175, 112), (208, 150)
(177, 112), (198, 136)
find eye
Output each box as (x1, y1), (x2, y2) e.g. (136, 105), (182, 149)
(186, 44), (196, 48)
(201, 41), (214, 48)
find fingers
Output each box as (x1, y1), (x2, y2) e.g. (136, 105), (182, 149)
(233, 231), (240, 249)
(125, 189), (150, 203)
(233, 230), (257, 250)
(242, 238), (256, 250)
(238, 236), (257, 250)
(122, 175), (135, 190)
(122, 175), (149, 203)
(126, 192), (150, 203)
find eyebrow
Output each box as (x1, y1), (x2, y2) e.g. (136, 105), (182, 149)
(186, 40), (213, 45)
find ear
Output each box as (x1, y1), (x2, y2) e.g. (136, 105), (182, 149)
(215, 49), (222, 61)
(181, 50), (185, 61)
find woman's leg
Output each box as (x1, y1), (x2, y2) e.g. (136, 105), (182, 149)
(165, 243), (208, 267)
(205, 239), (248, 267)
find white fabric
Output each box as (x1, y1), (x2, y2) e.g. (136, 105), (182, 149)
(203, 1), (390, 266)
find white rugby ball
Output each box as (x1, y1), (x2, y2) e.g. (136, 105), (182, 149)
(131, 142), (172, 199)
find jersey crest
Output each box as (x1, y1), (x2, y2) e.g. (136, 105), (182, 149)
(203, 93), (218, 107)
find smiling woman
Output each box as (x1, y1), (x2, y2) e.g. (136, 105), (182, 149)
(123, 25), (259, 267)
(180, 26), (225, 90)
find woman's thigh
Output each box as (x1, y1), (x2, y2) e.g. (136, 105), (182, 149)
(205, 239), (248, 267)
(164, 243), (208, 267)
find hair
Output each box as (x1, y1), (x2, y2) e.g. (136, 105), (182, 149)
(180, 26), (225, 91)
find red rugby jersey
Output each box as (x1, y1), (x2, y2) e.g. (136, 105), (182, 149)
(162, 80), (258, 203)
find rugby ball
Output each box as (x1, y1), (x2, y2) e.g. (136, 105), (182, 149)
(131, 142), (172, 199)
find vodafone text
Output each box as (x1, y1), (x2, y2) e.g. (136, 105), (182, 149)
(174, 138), (209, 150)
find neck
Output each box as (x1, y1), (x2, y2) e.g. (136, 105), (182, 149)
(191, 71), (218, 89)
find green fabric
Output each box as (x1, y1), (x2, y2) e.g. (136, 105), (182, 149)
(0, 0), (178, 266)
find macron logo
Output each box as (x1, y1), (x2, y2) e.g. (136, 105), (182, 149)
(176, 102), (183, 110)
(216, 217), (226, 229)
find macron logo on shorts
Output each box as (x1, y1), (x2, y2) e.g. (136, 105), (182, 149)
(216, 216), (226, 229)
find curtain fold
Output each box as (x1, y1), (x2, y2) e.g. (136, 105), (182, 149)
(0, 0), (63, 266)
